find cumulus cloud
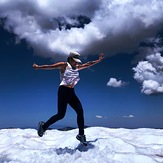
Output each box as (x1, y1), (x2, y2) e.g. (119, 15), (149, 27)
(133, 53), (163, 95)
(107, 78), (127, 87)
(132, 37), (163, 64)
(0, 0), (163, 58)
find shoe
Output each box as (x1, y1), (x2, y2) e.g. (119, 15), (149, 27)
(37, 121), (45, 137)
(76, 134), (87, 144)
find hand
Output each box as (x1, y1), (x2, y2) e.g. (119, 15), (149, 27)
(99, 53), (104, 61)
(32, 63), (39, 68)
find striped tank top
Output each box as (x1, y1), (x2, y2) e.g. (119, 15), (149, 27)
(60, 62), (80, 86)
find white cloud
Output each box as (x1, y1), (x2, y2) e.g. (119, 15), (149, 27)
(0, 0), (163, 58)
(133, 53), (163, 95)
(96, 115), (103, 119)
(96, 115), (107, 119)
(142, 80), (163, 95)
(107, 78), (126, 87)
(123, 115), (134, 118)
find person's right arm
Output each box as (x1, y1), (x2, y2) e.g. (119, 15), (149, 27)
(32, 62), (67, 71)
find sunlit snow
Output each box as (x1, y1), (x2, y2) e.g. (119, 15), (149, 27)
(0, 127), (163, 163)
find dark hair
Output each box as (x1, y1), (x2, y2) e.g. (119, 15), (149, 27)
(67, 56), (72, 63)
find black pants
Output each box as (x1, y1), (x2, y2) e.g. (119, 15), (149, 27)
(43, 85), (85, 135)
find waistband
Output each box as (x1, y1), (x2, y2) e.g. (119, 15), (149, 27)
(59, 85), (74, 89)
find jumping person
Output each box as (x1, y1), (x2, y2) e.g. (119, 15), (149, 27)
(33, 52), (104, 143)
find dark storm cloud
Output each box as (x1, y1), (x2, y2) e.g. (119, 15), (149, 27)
(0, 0), (163, 59)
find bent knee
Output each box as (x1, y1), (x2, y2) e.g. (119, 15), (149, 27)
(57, 113), (65, 120)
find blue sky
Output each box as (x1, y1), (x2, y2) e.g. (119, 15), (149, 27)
(0, 0), (163, 129)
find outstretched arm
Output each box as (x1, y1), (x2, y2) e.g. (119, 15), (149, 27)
(77, 53), (104, 71)
(32, 62), (67, 71)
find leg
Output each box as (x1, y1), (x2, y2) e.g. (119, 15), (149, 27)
(69, 95), (85, 135)
(43, 100), (67, 130)
(43, 87), (68, 130)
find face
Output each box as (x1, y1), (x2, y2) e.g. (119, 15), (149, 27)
(69, 58), (77, 68)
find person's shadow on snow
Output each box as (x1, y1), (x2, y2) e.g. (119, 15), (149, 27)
(55, 138), (99, 155)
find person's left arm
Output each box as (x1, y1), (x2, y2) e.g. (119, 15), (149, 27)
(77, 53), (104, 71)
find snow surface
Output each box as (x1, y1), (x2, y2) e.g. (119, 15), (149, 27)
(0, 127), (163, 163)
